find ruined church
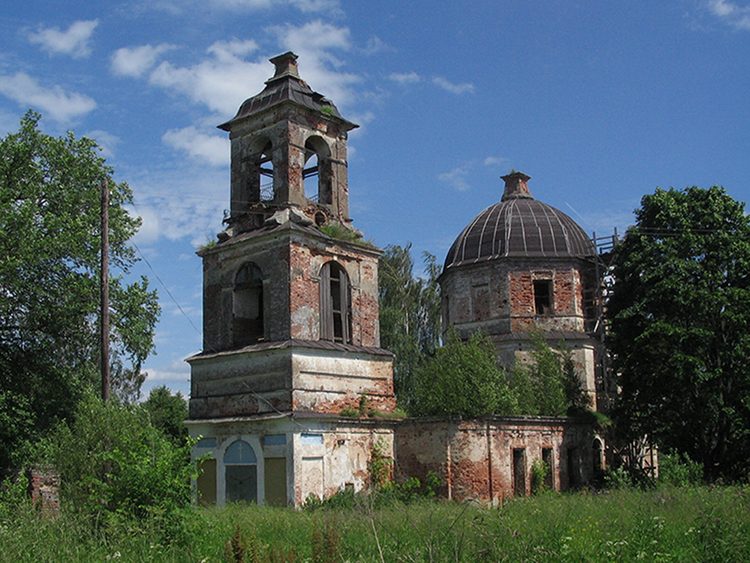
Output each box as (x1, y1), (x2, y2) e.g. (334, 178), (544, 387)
(186, 52), (604, 506)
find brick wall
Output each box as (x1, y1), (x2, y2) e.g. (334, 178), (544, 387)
(395, 417), (597, 503)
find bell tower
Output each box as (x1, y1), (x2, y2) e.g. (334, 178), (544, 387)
(218, 51), (357, 234)
(187, 53), (396, 507)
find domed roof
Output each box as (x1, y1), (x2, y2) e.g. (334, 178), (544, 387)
(443, 172), (595, 271)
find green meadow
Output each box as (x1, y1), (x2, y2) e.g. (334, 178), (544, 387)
(2, 486), (749, 562)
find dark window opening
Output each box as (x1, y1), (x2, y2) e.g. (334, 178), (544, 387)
(320, 261), (352, 344)
(592, 439), (603, 475)
(258, 141), (274, 201)
(567, 447), (579, 489)
(233, 263), (264, 347)
(513, 448), (526, 497)
(542, 448), (554, 490)
(533, 279), (554, 315)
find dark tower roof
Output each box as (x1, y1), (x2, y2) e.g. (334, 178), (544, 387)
(218, 51), (357, 131)
(443, 172), (595, 270)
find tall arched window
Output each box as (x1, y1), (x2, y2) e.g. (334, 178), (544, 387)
(224, 440), (257, 503)
(320, 261), (351, 344)
(303, 136), (332, 204)
(233, 263), (264, 346)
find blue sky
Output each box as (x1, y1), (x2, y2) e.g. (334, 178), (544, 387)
(2, 0), (749, 397)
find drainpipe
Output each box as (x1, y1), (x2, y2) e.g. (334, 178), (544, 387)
(486, 420), (494, 504)
(446, 431), (452, 501)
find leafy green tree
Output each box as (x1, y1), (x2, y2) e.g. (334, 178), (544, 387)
(379, 244), (441, 408)
(143, 386), (189, 446)
(0, 112), (159, 476)
(608, 186), (750, 481)
(510, 336), (588, 416)
(411, 330), (518, 417)
(42, 394), (193, 533)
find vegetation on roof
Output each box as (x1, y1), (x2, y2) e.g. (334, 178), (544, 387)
(318, 222), (375, 248)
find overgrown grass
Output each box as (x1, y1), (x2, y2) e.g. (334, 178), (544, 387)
(2, 486), (749, 561)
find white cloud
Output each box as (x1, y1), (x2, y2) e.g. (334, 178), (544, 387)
(208, 0), (273, 8)
(147, 22), (358, 115)
(432, 76), (475, 95)
(363, 35), (392, 55)
(207, 38), (259, 60)
(288, 0), (340, 12)
(111, 43), (175, 77)
(0, 72), (96, 122)
(128, 162), (227, 245)
(84, 129), (120, 158)
(27, 19), (98, 58)
(162, 126), (230, 166)
(144, 367), (189, 382)
(388, 71), (421, 84)
(388, 72), (475, 95)
(438, 165), (471, 192)
(707, 0), (750, 30)
(152, 0), (340, 14)
(483, 156), (507, 167)
(148, 40), (269, 116)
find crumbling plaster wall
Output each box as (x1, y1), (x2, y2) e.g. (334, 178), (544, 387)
(395, 418), (595, 503)
(291, 349), (395, 415)
(442, 258), (591, 335)
(188, 347), (291, 419)
(292, 421), (394, 505)
(201, 230), (292, 351)
(440, 258), (598, 400)
(200, 229), (381, 352)
(289, 235), (380, 346)
(188, 417), (395, 507)
(189, 346), (395, 420)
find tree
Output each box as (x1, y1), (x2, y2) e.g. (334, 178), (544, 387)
(42, 394), (193, 534)
(510, 336), (589, 417)
(608, 186), (750, 481)
(0, 112), (160, 476)
(379, 244), (441, 408)
(143, 386), (189, 446)
(411, 330), (518, 418)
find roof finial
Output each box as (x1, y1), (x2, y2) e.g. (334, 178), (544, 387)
(268, 51), (299, 80)
(501, 170), (532, 201)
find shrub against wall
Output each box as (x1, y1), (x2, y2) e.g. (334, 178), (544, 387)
(40, 394), (194, 526)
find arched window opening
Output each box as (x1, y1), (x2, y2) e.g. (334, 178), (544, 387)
(320, 261), (352, 344)
(258, 141), (274, 202)
(303, 137), (332, 204)
(592, 438), (603, 475)
(224, 440), (257, 503)
(233, 263), (264, 347)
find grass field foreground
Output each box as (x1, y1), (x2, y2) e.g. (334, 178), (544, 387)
(1, 486), (749, 562)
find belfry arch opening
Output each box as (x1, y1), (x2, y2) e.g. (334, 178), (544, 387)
(319, 261), (351, 344)
(233, 262), (264, 346)
(303, 136), (332, 204)
(258, 141), (274, 202)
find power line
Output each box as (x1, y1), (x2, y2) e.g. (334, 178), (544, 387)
(131, 241), (202, 339)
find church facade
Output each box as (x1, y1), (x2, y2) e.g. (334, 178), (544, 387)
(186, 53), (604, 507)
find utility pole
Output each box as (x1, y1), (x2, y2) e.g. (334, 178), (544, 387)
(100, 178), (110, 401)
